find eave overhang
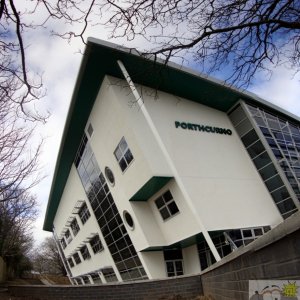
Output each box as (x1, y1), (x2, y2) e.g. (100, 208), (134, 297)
(43, 37), (300, 232)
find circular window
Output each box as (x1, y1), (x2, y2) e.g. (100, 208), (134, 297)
(123, 211), (134, 230)
(105, 167), (115, 186)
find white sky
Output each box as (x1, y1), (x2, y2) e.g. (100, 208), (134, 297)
(23, 12), (300, 245)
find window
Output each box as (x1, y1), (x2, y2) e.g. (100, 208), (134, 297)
(89, 234), (104, 254)
(80, 245), (91, 260)
(65, 229), (72, 244)
(70, 218), (80, 236)
(155, 190), (179, 221)
(87, 123), (94, 137)
(73, 252), (81, 265)
(164, 249), (184, 277)
(114, 137), (134, 172)
(78, 202), (91, 225)
(67, 257), (74, 268)
(91, 273), (102, 284)
(102, 267), (118, 282)
(123, 210), (134, 229)
(105, 166), (115, 185)
(60, 238), (67, 249)
(82, 276), (91, 285)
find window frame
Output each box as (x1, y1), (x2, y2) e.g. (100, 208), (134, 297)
(70, 218), (80, 236)
(114, 137), (134, 172)
(155, 190), (180, 221)
(73, 252), (81, 265)
(89, 234), (104, 254)
(80, 245), (91, 260)
(78, 202), (91, 225)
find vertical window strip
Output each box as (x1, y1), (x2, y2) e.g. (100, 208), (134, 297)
(74, 134), (148, 281)
(229, 105), (297, 218)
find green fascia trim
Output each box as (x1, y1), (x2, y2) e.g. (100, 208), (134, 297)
(129, 176), (173, 202)
(43, 37), (300, 232)
(141, 233), (205, 252)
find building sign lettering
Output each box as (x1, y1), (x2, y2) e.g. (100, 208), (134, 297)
(175, 121), (232, 135)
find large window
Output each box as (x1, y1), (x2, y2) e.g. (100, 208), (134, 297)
(67, 257), (74, 268)
(60, 238), (67, 249)
(114, 137), (134, 172)
(78, 202), (91, 225)
(89, 234), (103, 254)
(80, 245), (91, 260)
(73, 252), (81, 265)
(65, 229), (72, 244)
(164, 249), (184, 277)
(155, 190), (179, 221)
(70, 218), (80, 236)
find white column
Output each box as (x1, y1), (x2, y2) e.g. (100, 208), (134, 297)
(117, 60), (221, 262)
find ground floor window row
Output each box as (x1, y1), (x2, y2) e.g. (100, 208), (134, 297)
(68, 225), (271, 283)
(66, 234), (104, 269)
(71, 267), (118, 285)
(197, 226), (271, 270)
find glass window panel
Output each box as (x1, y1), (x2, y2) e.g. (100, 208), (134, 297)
(168, 201), (179, 215)
(119, 137), (128, 152)
(271, 186), (290, 203)
(155, 197), (164, 209)
(120, 248), (131, 260)
(284, 134), (292, 142)
(272, 131), (284, 140)
(160, 207), (170, 220)
(163, 190), (173, 202)
(241, 129), (259, 147)
(264, 174), (284, 192)
(242, 229), (252, 238)
(267, 119), (280, 130)
(166, 262), (175, 273)
(248, 140), (265, 158)
(175, 261), (183, 272)
(235, 118), (253, 137)
(259, 126), (272, 137)
(124, 149), (133, 164)
(271, 148), (283, 159)
(114, 148), (122, 161)
(112, 252), (122, 263)
(254, 228), (263, 236)
(277, 198), (296, 214)
(253, 151), (271, 169)
(259, 163), (278, 181)
(289, 124), (299, 135)
(119, 158), (127, 171)
(111, 227), (122, 240)
(229, 106), (247, 125)
(265, 137), (277, 147)
(254, 116), (266, 127)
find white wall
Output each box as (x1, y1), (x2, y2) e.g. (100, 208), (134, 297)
(139, 85), (283, 230)
(53, 165), (117, 278)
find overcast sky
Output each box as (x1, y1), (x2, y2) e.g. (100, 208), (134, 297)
(24, 13), (300, 245)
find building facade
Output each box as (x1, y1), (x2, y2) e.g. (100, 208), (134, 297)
(43, 38), (300, 285)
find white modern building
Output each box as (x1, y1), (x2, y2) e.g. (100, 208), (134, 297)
(43, 38), (300, 285)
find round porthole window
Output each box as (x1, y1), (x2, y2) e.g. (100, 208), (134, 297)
(105, 166), (115, 186)
(123, 211), (134, 230)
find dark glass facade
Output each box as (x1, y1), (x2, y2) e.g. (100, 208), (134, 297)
(229, 104), (298, 219)
(74, 134), (148, 281)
